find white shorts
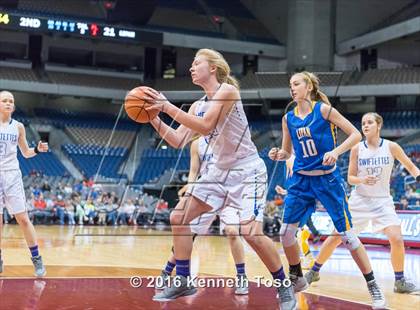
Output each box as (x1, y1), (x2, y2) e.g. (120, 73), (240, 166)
(348, 191), (400, 234)
(190, 206), (240, 235)
(0, 169), (27, 215)
(188, 156), (267, 224)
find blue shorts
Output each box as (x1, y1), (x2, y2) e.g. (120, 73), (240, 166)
(283, 169), (352, 232)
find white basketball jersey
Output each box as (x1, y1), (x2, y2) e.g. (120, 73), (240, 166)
(354, 139), (394, 197)
(0, 119), (20, 171)
(194, 94), (258, 169)
(197, 136), (214, 176)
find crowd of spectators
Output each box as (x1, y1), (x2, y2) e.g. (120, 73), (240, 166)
(1, 178), (170, 227)
(2, 171), (418, 235)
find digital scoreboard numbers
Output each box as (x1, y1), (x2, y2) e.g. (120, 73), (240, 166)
(0, 12), (10, 25)
(0, 11), (143, 43)
(45, 17), (133, 39)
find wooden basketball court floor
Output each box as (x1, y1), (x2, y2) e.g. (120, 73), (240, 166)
(0, 225), (418, 309)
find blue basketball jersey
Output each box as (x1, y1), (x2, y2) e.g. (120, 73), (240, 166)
(286, 101), (337, 172)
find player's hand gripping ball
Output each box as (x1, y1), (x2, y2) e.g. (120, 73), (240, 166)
(124, 86), (160, 123)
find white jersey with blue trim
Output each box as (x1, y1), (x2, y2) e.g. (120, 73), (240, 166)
(0, 119), (20, 171)
(197, 136), (214, 176)
(354, 139), (394, 197)
(194, 95), (258, 169)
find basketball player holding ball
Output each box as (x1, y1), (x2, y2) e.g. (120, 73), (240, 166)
(137, 49), (297, 309)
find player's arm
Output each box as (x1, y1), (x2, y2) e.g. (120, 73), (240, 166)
(390, 142), (420, 180)
(178, 139), (200, 197)
(321, 104), (362, 165)
(17, 123), (48, 158)
(347, 144), (363, 185)
(280, 115), (293, 155)
(347, 145), (360, 185)
(285, 151), (295, 177)
(149, 103), (197, 149)
(269, 115), (292, 161)
(146, 84), (238, 136)
(347, 144), (378, 186)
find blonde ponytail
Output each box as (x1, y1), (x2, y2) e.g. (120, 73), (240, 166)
(226, 75), (240, 89)
(315, 90), (331, 105)
(294, 71), (331, 105)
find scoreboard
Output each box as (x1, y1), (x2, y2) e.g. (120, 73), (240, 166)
(0, 11), (162, 44)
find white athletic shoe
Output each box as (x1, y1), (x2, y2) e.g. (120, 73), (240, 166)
(290, 274), (309, 293)
(235, 274), (249, 295)
(367, 280), (386, 309)
(31, 255), (46, 277)
(394, 278), (419, 294)
(277, 284), (297, 310)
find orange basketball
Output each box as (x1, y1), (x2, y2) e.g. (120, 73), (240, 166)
(124, 86), (159, 123)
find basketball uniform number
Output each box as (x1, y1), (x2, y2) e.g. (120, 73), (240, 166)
(0, 142), (6, 155)
(299, 139), (318, 158)
(367, 167), (383, 177)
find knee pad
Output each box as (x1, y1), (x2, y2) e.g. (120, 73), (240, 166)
(280, 224), (298, 247)
(340, 230), (361, 251)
